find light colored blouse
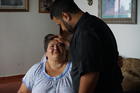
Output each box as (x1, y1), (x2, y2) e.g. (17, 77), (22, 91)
(22, 58), (73, 93)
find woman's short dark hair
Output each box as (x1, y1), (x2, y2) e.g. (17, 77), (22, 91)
(44, 34), (58, 52)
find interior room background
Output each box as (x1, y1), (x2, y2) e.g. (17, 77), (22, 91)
(0, 0), (140, 77)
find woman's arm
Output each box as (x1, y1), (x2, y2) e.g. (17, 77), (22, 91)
(78, 72), (99, 93)
(17, 83), (30, 93)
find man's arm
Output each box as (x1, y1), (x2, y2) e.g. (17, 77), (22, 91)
(79, 72), (99, 93)
(78, 28), (102, 93)
(17, 83), (30, 93)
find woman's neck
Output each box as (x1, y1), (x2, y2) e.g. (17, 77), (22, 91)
(47, 59), (66, 70)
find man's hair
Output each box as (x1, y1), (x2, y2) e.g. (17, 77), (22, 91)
(49, 0), (81, 19)
(44, 0), (55, 11)
(44, 34), (58, 52)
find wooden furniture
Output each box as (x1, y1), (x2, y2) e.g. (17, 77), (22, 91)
(0, 75), (24, 93)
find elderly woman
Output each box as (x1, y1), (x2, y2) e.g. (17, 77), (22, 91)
(18, 34), (73, 93)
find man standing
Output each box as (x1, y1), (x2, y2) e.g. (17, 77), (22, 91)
(46, 0), (123, 93)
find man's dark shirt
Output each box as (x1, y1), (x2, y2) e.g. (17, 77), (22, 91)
(70, 12), (123, 93)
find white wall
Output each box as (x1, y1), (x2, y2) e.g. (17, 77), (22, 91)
(75, 0), (140, 59)
(0, 0), (59, 77)
(0, 0), (140, 77)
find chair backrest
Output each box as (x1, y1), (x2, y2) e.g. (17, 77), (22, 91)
(121, 58), (140, 93)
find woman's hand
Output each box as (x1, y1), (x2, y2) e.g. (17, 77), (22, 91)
(17, 83), (30, 93)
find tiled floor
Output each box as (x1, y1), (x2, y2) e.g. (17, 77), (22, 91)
(0, 75), (24, 93)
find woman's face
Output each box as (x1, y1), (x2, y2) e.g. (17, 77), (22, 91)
(46, 38), (66, 61)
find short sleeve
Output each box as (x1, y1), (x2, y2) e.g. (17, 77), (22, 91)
(22, 64), (37, 90)
(79, 29), (103, 75)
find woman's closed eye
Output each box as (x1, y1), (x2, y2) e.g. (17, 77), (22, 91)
(57, 43), (65, 47)
(49, 45), (55, 48)
(49, 42), (65, 49)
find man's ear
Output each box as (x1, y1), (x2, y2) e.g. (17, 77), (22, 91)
(62, 12), (71, 22)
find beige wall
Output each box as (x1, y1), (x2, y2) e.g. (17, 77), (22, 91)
(75, 0), (140, 59)
(0, 0), (59, 77)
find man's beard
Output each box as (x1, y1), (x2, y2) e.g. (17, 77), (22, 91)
(62, 20), (74, 33)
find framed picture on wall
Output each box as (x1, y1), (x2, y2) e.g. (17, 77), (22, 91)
(0, 0), (29, 12)
(98, 0), (137, 24)
(39, 0), (49, 13)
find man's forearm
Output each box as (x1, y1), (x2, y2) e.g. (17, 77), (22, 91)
(78, 72), (99, 93)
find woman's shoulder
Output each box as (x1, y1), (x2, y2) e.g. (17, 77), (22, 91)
(26, 61), (44, 75)
(65, 61), (72, 73)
